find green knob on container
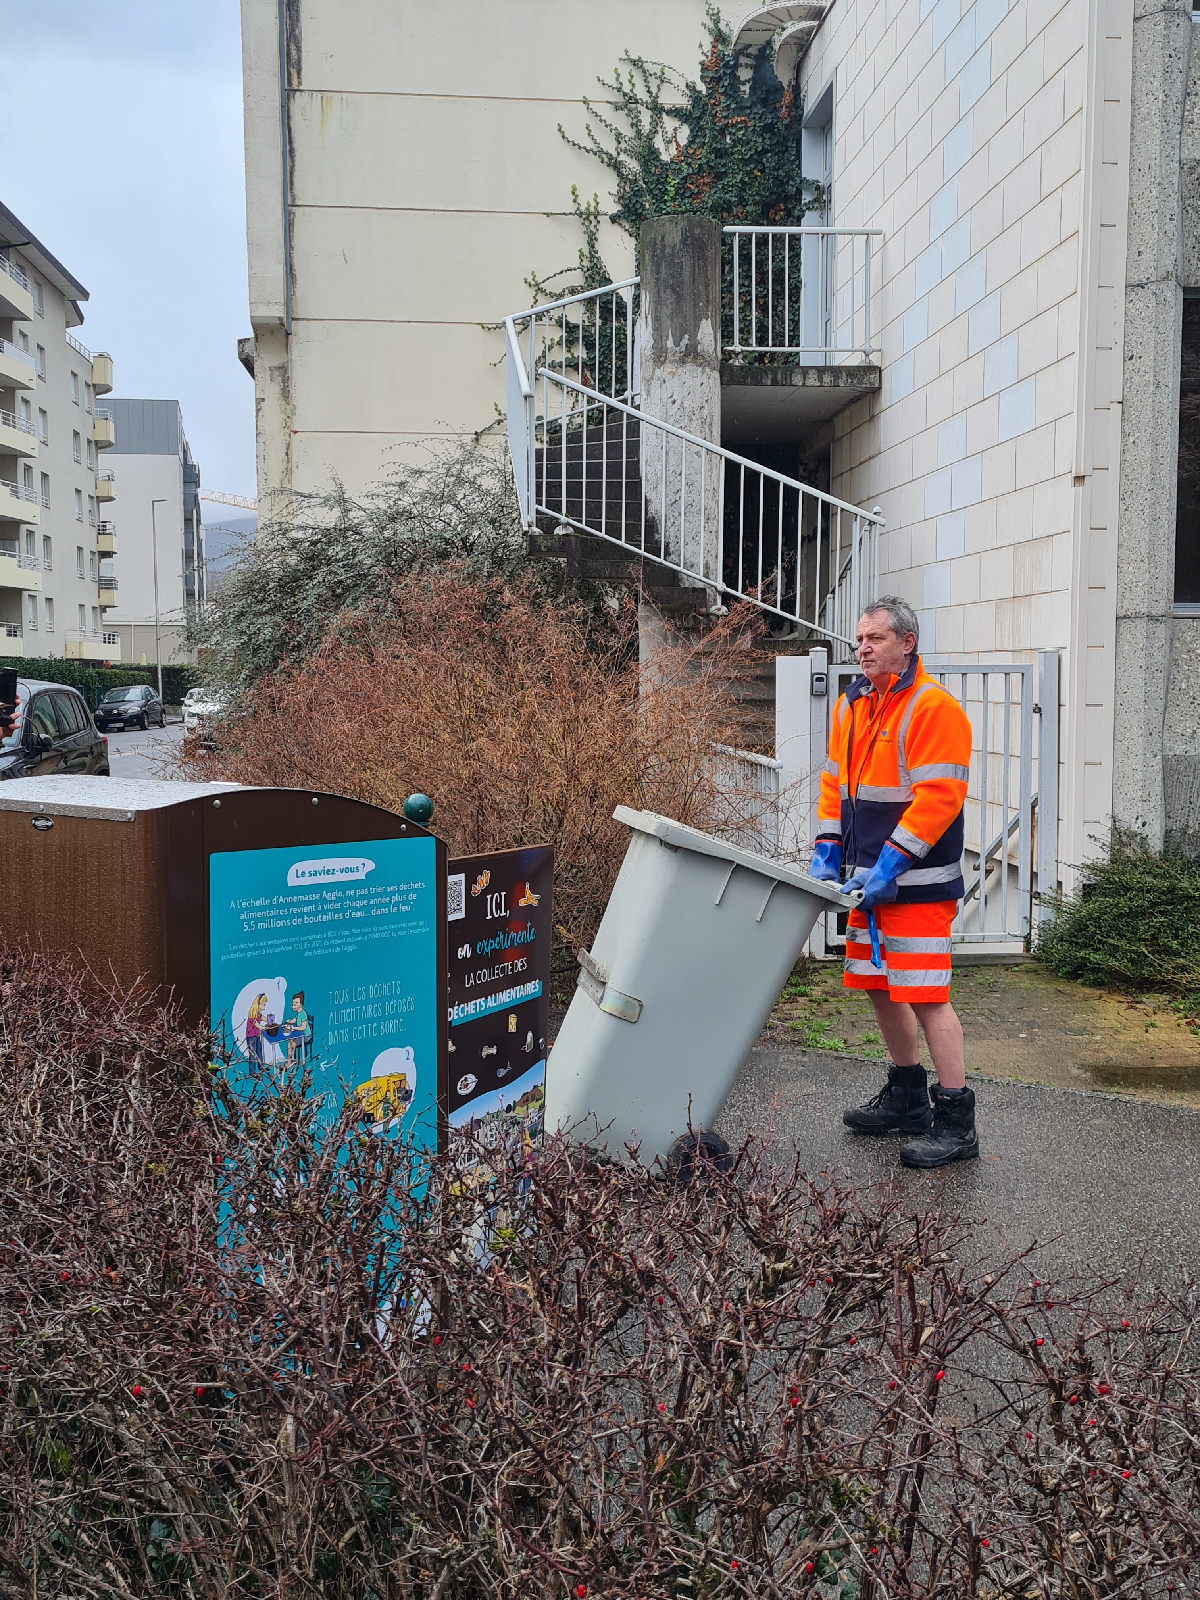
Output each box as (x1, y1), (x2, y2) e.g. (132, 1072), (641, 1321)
(403, 793), (434, 826)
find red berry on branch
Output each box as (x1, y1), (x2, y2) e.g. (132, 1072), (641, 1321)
(461, 1363), (470, 1373)
(657, 1402), (665, 1412)
(1069, 1395), (1078, 1405)
(1098, 1383), (1109, 1394)
(730, 1559), (738, 1570)
(1122, 1470), (1131, 1479)
(576, 1586), (587, 1598)
(980, 1538), (990, 1549)
(60, 1273), (68, 1282)
(824, 1276), (833, 1286)
(804, 1561), (814, 1574)
(934, 1370), (945, 1382)
(848, 1336), (856, 1345)
(1088, 1418), (1097, 1427)
(1026, 1431), (1033, 1439)
(1045, 1300), (1053, 1309)
(869, 1547), (878, 1556)
(1121, 1319), (1130, 1328)
(433, 1336), (441, 1345)
(658, 1296), (663, 1305)
(1036, 1338), (1044, 1346)
(132, 1385), (142, 1398)
(194, 1386), (205, 1398)
(888, 1379), (896, 1389)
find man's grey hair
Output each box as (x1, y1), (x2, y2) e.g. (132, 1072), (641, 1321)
(860, 594), (919, 652)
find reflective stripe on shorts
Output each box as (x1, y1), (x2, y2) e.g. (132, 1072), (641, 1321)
(843, 899), (956, 1002)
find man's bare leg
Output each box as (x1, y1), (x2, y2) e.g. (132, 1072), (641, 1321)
(868, 992), (965, 1089)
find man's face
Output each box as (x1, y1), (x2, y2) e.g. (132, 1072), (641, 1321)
(856, 610), (916, 683)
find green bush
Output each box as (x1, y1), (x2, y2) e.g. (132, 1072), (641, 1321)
(0, 657), (202, 710)
(1036, 830), (1200, 995)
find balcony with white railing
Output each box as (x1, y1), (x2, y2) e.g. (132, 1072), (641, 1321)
(96, 521), (117, 555)
(0, 256), (33, 322)
(0, 623), (23, 657)
(93, 406), (115, 449)
(0, 338), (36, 390)
(95, 469), (116, 503)
(0, 540), (40, 591)
(0, 408), (38, 458)
(0, 478), (40, 527)
(720, 226), (883, 444)
(65, 627), (120, 662)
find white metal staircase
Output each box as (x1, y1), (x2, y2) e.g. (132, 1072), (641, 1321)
(503, 228), (885, 661)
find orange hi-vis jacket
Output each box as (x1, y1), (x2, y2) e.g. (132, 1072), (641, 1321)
(817, 655), (972, 904)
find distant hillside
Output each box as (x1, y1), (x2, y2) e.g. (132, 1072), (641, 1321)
(202, 513), (256, 575)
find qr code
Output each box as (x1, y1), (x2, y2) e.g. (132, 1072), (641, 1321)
(447, 873), (466, 921)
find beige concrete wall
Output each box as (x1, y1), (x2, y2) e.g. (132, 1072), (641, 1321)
(241, 0), (714, 501)
(799, 0), (1134, 880)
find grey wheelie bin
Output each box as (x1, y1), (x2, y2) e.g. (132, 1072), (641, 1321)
(545, 806), (859, 1163)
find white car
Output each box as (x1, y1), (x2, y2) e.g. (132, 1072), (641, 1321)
(182, 686), (229, 736)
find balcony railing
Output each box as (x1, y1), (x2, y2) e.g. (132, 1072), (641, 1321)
(98, 470), (115, 483)
(2, 624), (21, 641)
(102, 630), (119, 646)
(94, 406), (113, 422)
(0, 409), (37, 437)
(1, 479), (39, 508)
(65, 331), (91, 360)
(723, 226), (883, 361)
(98, 576), (118, 592)
(0, 257), (30, 293)
(0, 339), (35, 371)
(97, 520), (116, 537)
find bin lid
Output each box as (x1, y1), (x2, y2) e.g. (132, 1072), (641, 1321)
(613, 806), (860, 907)
(0, 775), (244, 823)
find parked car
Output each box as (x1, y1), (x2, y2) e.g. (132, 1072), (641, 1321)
(94, 684), (166, 732)
(182, 686), (229, 737)
(0, 680), (110, 779)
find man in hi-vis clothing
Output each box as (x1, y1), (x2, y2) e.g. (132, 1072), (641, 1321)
(808, 596), (978, 1168)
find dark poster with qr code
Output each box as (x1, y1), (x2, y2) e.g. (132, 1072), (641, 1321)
(445, 845), (553, 1142)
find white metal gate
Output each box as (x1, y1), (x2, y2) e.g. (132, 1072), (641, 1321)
(780, 651), (1060, 955)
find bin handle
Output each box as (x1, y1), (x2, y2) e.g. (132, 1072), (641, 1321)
(576, 948), (644, 1025)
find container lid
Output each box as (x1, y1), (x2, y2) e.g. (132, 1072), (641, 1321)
(613, 806), (860, 907)
(0, 775), (244, 823)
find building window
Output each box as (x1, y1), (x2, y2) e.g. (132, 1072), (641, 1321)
(86, 438), (94, 469)
(38, 409), (47, 444)
(23, 530), (32, 557)
(26, 595), (36, 631)
(35, 345), (45, 379)
(87, 495), (96, 525)
(76, 546), (84, 576)
(1177, 297), (1200, 606)
(78, 603), (86, 632)
(84, 382), (93, 414)
(72, 429), (81, 463)
(42, 535), (52, 570)
(74, 488), (83, 521)
(70, 371), (78, 404)
(32, 280), (43, 317)
(39, 473), (49, 508)
(91, 606), (99, 634)
(22, 465), (32, 495)
(44, 598), (54, 633)
(17, 330), (28, 354)
(89, 551), (96, 580)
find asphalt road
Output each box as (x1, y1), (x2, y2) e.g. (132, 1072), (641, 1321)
(716, 1045), (1200, 1281)
(102, 719), (185, 779)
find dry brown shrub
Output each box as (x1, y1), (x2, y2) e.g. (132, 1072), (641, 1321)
(183, 570), (773, 977)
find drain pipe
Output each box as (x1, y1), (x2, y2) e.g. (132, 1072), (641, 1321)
(276, 0), (292, 336)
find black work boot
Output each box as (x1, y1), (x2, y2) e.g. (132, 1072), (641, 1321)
(843, 1065), (933, 1136)
(899, 1085), (979, 1168)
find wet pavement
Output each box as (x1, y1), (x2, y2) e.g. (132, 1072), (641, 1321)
(717, 1045), (1200, 1281)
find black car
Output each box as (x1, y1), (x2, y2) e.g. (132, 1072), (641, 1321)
(0, 680), (110, 779)
(94, 684), (166, 731)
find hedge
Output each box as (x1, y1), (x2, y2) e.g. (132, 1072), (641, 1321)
(0, 657), (203, 710)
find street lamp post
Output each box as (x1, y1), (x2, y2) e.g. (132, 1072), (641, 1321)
(150, 498), (167, 701)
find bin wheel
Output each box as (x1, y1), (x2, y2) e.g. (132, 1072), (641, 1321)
(666, 1131), (734, 1185)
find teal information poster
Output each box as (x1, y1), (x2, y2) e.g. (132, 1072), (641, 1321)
(208, 836), (439, 1147)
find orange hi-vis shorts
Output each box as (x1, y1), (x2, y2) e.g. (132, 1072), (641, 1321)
(844, 900), (955, 1004)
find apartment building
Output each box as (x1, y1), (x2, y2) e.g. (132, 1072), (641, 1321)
(0, 202), (119, 662)
(238, 0), (711, 499)
(238, 0), (1200, 884)
(99, 398), (205, 669)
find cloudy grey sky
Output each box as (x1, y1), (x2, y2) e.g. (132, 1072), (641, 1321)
(0, 0), (254, 497)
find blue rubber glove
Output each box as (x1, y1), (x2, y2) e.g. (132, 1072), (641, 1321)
(841, 841), (911, 910)
(808, 838), (843, 883)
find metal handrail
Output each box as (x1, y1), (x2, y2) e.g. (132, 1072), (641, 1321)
(0, 257), (30, 292)
(724, 225), (884, 359)
(0, 478), (38, 504)
(98, 470), (115, 482)
(65, 331), (91, 360)
(1, 624), (21, 639)
(97, 576), (119, 590)
(0, 409), (36, 436)
(94, 406), (113, 422)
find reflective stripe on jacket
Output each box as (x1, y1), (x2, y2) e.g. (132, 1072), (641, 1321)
(816, 654), (971, 905)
